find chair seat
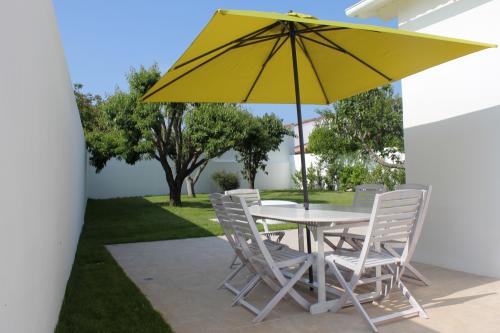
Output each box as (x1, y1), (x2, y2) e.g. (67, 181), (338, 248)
(252, 246), (310, 268)
(326, 249), (399, 270)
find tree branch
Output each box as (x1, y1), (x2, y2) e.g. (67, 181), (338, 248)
(366, 148), (405, 169)
(191, 159), (209, 184)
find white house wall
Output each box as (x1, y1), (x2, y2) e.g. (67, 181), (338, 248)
(397, 0), (500, 277)
(86, 136), (294, 198)
(0, 0), (87, 331)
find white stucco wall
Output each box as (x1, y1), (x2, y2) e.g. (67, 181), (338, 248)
(293, 118), (319, 148)
(397, 0), (500, 277)
(87, 136), (294, 198)
(0, 0), (87, 332)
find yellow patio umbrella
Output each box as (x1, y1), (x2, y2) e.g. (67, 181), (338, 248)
(143, 9), (494, 285)
(143, 9), (494, 207)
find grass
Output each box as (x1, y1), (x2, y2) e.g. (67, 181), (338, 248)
(55, 190), (354, 332)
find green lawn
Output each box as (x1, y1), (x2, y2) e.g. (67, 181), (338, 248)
(56, 190), (354, 333)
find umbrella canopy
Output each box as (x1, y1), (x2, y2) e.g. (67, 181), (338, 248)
(143, 9), (494, 104)
(143, 9), (494, 208)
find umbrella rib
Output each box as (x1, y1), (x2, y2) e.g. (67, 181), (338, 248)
(173, 21), (280, 70)
(297, 26), (348, 35)
(233, 33), (287, 49)
(300, 34), (344, 52)
(243, 29), (289, 102)
(297, 22), (392, 82)
(143, 24), (283, 100)
(296, 36), (330, 104)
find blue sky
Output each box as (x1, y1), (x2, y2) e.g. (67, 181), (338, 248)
(53, 0), (397, 123)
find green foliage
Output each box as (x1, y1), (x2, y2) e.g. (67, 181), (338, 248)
(338, 162), (371, 191)
(75, 64), (246, 205)
(308, 85), (404, 169)
(368, 164), (406, 190)
(299, 155), (406, 192)
(291, 170), (303, 190)
(291, 164), (324, 191)
(234, 113), (291, 189)
(212, 171), (240, 191)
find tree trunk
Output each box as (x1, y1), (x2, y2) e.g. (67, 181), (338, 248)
(169, 185), (182, 206)
(248, 171), (256, 189)
(186, 176), (195, 197)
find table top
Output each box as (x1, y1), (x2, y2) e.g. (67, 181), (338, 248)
(261, 200), (298, 206)
(248, 205), (371, 226)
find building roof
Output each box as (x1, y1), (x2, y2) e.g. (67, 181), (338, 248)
(345, 0), (400, 20)
(286, 116), (322, 127)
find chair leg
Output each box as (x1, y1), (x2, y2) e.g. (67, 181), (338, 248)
(232, 274), (261, 306)
(218, 261), (246, 290)
(324, 237), (339, 251)
(262, 219), (270, 233)
(229, 253), (240, 269)
(404, 263), (432, 286)
(336, 228), (349, 249)
(252, 259), (312, 323)
(384, 246), (431, 286)
(328, 263), (378, 332)
(398, 279), (428, 319)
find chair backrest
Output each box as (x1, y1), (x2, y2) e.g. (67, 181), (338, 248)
(352, 184), (386, 209)
(395, 184), (432, 261)
(225, 189), (261, 206)
(358, 189), (424, 272)
(210, 193), (239, 251)
(221, 195), (276, 272)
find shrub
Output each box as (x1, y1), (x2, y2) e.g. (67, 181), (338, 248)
(212, 171), (240, 192)
(338, 162), (371, 191)
(368, 165), (406, 190)
(291, 170), (303, 190)
(292, 165), (323, 190)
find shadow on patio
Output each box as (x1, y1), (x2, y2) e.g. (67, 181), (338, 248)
(107, 229), (500, 333)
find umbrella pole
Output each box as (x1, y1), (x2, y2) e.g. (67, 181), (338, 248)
(290, 22), (314, 289)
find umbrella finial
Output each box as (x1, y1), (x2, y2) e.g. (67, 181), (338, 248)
(287, 11), (318, 19)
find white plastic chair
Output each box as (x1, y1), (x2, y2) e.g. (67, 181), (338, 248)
(325, 190), (428, 332)
(225, 188), (285, 241)
(332, 184), (433, 286)
(324, 184), (386, 250)
(210, 193), (285, 297)
(352, 184), (387, 209)
(222, 194), (314, 323)
(388, 184), (433, 285)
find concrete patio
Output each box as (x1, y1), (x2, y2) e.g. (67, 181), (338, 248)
(108, 230), (500, 333)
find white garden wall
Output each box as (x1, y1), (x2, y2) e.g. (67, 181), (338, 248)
(399, 0), (500, 278)
(0, 0), (87, 332)
(349, 0), (500, 278)
(87, 136), (295, 198)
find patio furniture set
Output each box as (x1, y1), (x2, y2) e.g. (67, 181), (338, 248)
(210, 184), (432, 332)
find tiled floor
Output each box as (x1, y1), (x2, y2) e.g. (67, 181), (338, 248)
(107, 231), (500, 333)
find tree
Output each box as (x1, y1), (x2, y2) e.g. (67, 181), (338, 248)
(235, 113), (291, 189)
(78, 64), (246, 206)
(308, 85), (404, 169)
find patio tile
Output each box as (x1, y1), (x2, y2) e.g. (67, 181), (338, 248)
(107, 231), (500, 333)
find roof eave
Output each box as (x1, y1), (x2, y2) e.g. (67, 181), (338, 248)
(345, 0), (399, 20)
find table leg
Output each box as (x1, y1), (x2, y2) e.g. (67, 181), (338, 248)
(310, 227), (329, 314)
(316, 227), (326, 303)
(298, 224), (304, 253)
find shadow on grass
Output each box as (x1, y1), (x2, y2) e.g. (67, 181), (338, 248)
(56, 197), (223, 333)
(152, 200), (213, 210)
(56, 191), (353, 332)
